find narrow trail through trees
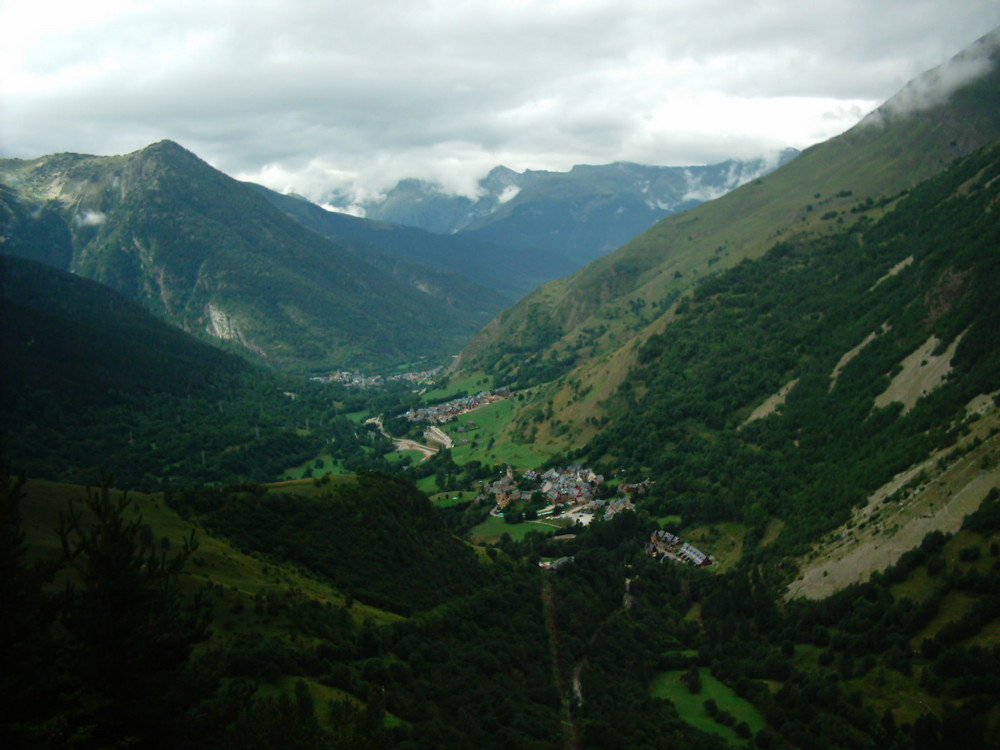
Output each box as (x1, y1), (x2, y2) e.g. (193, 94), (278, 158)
(540, 576), (580, 750)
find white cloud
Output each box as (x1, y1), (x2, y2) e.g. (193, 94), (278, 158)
(863, 28), (999, 125)
(74, 209), (107, 226)
(2, 0), (999, 201)
(498, 185), (521, 204)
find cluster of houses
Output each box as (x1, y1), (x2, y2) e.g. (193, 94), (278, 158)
(645, 529), (712, 567)
(405, 388), (512, 424)
(311, 367), (443, 389)
(479, 471), (526, 508)
(479, 464), (646, 525)
(595, 496), (635, 521)
(477, 465), (606, 510)
(528, 465), (606, 505)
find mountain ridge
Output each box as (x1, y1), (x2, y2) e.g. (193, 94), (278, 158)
(327, 151), (798, 265)
(0, 140), (491, 371)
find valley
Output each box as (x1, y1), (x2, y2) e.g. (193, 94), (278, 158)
(3, 27), (1000, 750)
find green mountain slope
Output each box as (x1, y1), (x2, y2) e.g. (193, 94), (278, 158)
(581, 143), (1000, 550)
(1, 254), (247, 400)
(0, 255), (393, 488)
(461, 28), (1000, 390)
(0, 141), (485, 371)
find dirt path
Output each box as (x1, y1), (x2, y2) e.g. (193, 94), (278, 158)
(393, 438), (438, 460)
(540, 576), (580, 750)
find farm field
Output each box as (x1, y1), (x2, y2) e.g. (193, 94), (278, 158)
(468, 514), (570, 544)
(650, 668), (766, 745)
(420, 372), (495, 402)
(445, 398), (552, 468)
(281, 453), (345, 480)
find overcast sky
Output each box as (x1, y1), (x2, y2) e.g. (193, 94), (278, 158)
(3, 0), (1000, 203)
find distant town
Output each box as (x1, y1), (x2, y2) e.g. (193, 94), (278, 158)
(479, 464), (652, 526)
(310, 366), (444, 389)
(405, 388), (513, 424)
(477, 464), (712, 568)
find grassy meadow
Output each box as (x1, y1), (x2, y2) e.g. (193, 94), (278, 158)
(650, 668), (766, 745)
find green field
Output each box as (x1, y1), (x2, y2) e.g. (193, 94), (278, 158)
(385, 449), (427, 467)
(650, 669), (766, 745)
(444, 398), (552, 469)
(421, 371), (495, 402)
(429, 490), (479, 508)
(281, 453), (345, 480)
(415, 474), (439, 494)
(468, 514), (567, 544)
(683, 522), (749, 573)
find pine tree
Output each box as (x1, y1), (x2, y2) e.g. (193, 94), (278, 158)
(56, 483), (212, 748)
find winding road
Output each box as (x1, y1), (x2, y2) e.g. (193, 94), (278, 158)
(365, 416), (439, 462)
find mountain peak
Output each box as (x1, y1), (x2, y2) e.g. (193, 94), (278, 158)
(142, 139), (187, 153)
(135, 139), (203, 167)
(860, 26), (1000, 129)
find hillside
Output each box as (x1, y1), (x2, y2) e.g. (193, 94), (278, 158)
(0, 255), (394, 488)
(578, 143), (1000, 553)
(1, 254), (246, 401)
(0, 141), (488, 371)
(460, 28), (1000, 395)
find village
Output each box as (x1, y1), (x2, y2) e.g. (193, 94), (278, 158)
(310, 366), (444, 389)
(476, 465), (712, 568)
(368, 382), (715, 571)
(405, 388), (513, 424)
(365, 381), (715, 570)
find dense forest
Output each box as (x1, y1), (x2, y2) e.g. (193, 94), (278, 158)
(1, 255), (419, 488)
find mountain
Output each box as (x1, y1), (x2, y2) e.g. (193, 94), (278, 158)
(446, 28), (1000, 578)
(580, 142), (1000, 547)
(461, 28), (1000, 398)
(1, 253), (248, 402)
(329, 152), (798, 265)
(249, 183), (575, 300)
(0, 141), (493, 372)
(0, 254), (383, 488)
